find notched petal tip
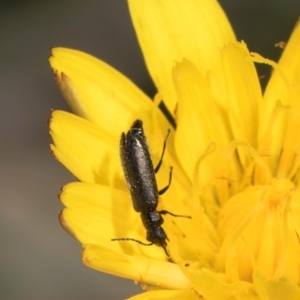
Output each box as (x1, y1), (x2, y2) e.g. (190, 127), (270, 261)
(53, 69), (58, 79)
(48, 144), (56, 158)
(59, 211), (78, 239)
(53, 70), (71, 92)
(53, 70), (68, 83)
(57, 185), (65, 200)
(58, 183), (69, 197)
(47, 117), (52, 128)
(49, 64), (88, 119)
(47, 109), (56, 128)
(49, 46), (58, 55)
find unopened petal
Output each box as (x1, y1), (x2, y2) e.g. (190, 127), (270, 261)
(128, 0), (236, 113)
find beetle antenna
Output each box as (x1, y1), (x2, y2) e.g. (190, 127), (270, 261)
(159, 210), (191, 219)
(111, 238), (153, 246)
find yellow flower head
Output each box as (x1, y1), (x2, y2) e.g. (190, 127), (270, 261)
(49, 0), (300, 299)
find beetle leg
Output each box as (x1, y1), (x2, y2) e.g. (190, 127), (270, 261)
(158, 166), (173, 195)
(155, 129), (170, 173)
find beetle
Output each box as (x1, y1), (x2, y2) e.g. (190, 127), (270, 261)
(111, 119), (190, 256)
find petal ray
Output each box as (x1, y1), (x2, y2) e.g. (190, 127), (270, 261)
(254, 271), (300, 300)
(60, 182), (165, 259)
(260, 21), (300, 175)
(262, 21), (300, 136)
(49, 110), (123, 186)
(172, 59), (230, 183)
(50, 48), (155, 135)
(181, 266), (257, 300)
(128, 0), (236, 113)
(221, 43), (261, 149)
(83, 244), (191, 290)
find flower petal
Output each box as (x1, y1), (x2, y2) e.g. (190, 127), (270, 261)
(60, 182), (128, 243)
(128, 289), (199, 300)
(49, 47), (157, 135)
(128, 0), (236, 112)
(261, 21), (300, 136)
(259, 21), (300, 176)
(181, 266), (257, 300)
(83, 244), (190, 290)
(49, 110), (123, 186)
(60, 182), (167, 259)
(221, 42), (261, 150)
(217, 178), (300, 285)
(254, 271), (300, 300)
(172, 59), (229, 183)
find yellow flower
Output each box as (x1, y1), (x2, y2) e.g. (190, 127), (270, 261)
(49, 0), (300, 299)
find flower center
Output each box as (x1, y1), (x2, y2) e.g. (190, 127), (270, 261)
(216, 178), (300, 283)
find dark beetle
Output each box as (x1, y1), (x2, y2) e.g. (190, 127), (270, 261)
(112, 119), (190, 256)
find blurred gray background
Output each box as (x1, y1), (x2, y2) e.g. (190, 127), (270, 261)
(0, 0), (299, 299)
